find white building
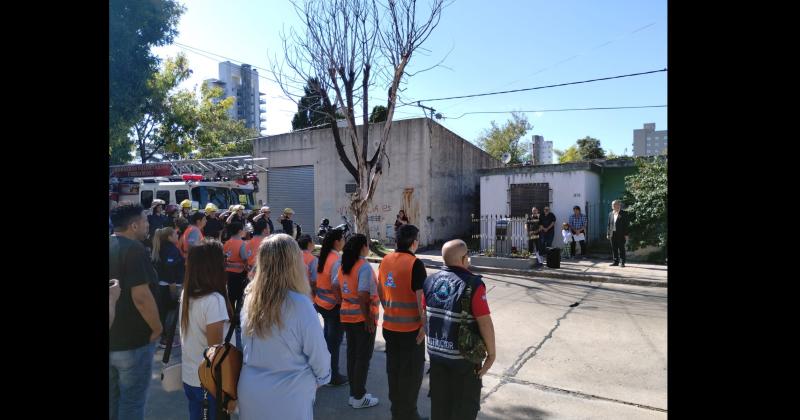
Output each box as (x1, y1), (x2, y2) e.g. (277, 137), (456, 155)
(479, 163), (602, 250)
(531, 135), (553, 164)
(203, 61), (267, 134)
(633, 123), (668, 156)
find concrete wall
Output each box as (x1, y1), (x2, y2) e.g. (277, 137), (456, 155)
(429, 122), (501, 245)
(253, 118), (497, 247)
(479, 165), (600, 248)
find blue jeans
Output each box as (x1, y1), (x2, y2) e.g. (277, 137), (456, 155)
(316, 304), (344, 377)
(109, 342), (157, 420)
(184, 383), (218, 420)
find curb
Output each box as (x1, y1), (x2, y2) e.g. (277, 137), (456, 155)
(366, 257), (666, 288)
(467, 265), (667, 288)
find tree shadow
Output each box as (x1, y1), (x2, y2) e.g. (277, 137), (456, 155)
(479, 404), (550, 419)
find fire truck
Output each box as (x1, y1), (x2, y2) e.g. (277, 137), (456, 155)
(109, 156), (268, 211)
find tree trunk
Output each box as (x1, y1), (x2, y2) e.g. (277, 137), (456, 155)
(351, 197), (371, 245)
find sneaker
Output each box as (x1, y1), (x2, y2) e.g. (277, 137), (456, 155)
(350, 394), (379, 409)
(326, 374), (349, 387)
(348, 394), (370, 405)
(610, 262), (619, 266)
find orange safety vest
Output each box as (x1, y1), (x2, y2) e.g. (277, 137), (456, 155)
(339, 259), (379, 324)
(302, 251), (316, 283)
(313, 252), (341, 310)
(377, 252), (423, 332)
(246, 235), (265, 268)
(223, 237), (246, 273)
(179, 225), (205, 258)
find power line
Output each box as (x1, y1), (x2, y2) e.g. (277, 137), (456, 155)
(438, 21), (660, 113)
(407, 68), (667, 103)
(443, 105), (668, 120)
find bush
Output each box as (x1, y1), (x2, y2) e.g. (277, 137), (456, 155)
(622, 157), (667, 252)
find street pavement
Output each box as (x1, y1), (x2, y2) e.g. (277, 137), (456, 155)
(144, 263), (667, 420)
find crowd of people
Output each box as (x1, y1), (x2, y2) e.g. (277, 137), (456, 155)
(110, 200), (497, 420)
(524, 202), (630, 267)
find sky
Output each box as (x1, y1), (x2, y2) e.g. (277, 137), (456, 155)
(153, 0), (667, 157)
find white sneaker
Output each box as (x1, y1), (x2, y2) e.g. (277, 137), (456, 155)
(348, 394), (371, 406)
(350, 394), (379, 409)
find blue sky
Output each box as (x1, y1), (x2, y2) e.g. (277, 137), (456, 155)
(153, 0), (667, 157)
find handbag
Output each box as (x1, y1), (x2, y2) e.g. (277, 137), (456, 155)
(160, 307), (182, 392)
(457, 278), (488, 365)
(198, 299), (243, 420)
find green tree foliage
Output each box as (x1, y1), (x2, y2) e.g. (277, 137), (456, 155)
(554, 137), (607, 163)
(576, 136), (606, 160)
(194, 84), (259, 158)
(554, 145), (580, 163)
(109, 0), (184, 154)
(622, 157), (667, 251)
(476, 112), (532, 164)
(369, 105), (388, 123)
(291, 78), (329, 130)
(128, 55), (258, 163)
(130, 54), (196, 163)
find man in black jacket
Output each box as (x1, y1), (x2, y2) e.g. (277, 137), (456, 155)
(607, 200), (630, 267)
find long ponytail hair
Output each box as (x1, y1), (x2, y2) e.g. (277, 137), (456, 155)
(318, 229), (344, 273)
(341, 234), (368, 275)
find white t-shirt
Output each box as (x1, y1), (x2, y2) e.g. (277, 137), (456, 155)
(179, 292), (230, 387)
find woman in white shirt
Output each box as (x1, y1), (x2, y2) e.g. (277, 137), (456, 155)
(238, 234), (331, 420)
(179, 239), (233, 420)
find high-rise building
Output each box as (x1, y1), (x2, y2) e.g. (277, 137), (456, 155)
(203, 61), (267, 134)
(531, 135), (553, 164)
(633, 123), (668, 156)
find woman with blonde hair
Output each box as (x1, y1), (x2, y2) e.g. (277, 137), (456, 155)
(237, 234), (331, 420)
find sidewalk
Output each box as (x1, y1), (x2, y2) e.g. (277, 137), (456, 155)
(368, 250), (667, 288)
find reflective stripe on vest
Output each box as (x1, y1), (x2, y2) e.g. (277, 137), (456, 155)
(313, 252), (340, 310)
(377, 252), (422, 332)
(180, 225), (204, 258)
(224, 238), (246, 273)
(339, 259), (379, 324)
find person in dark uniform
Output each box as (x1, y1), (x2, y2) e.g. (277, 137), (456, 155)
(607, 200), (630, 267)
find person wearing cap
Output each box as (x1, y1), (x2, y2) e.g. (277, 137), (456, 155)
(202, 203), (224, 241)
(226, 204), (246, 228)
(180, 199), (193, 220)
(164, 204), (180, 229)
(147, 199), (169, 248)
(280, 208), (297, 239)
(254, 206), (275, 234)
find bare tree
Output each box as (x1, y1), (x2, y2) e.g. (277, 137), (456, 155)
(273, 0), (446, 243)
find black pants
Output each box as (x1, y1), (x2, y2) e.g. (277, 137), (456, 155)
(527, 238), (542, 255)
(611, 231), (626, 263)
(429, 360), (482, 420)
(316, 304), (344, 377)
(226, 271), (248, 308)
(227, 271), (248, 347)
(570, 236), (587, 256)
(384, 328), (426, 420)
(343, 322), (376, 399)
(158, 285), (178, 340)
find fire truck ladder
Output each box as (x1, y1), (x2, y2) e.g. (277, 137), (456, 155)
(165, 155), (269, 176)
(110, 156), (269, 178)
